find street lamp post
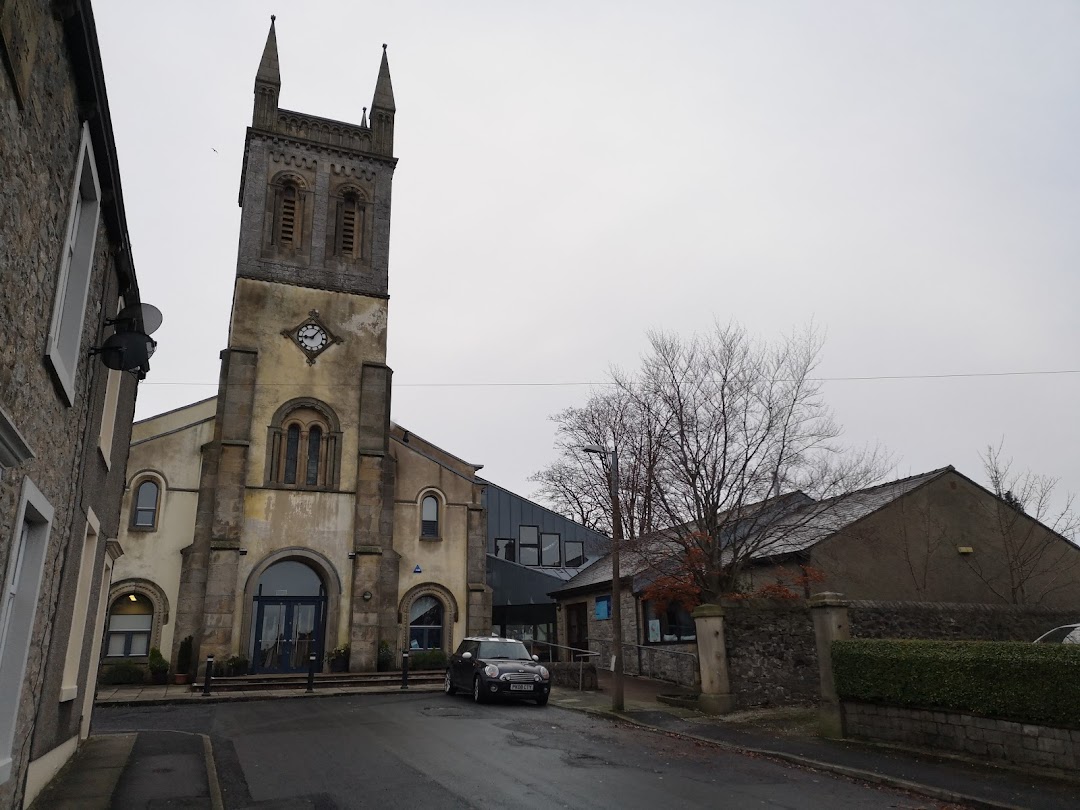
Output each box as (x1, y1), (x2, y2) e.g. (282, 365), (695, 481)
(583, 444), (624, 712)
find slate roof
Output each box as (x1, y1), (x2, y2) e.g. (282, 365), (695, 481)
(550, 466), (954, 596)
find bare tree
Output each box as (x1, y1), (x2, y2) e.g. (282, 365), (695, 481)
(962, 443), (1080, 605)
(530, 388), (665, 540)
(533, 320), (888, 603)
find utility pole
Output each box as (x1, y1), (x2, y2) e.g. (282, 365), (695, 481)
(583, 444), (624, 712)
(608, 447), (625, 712)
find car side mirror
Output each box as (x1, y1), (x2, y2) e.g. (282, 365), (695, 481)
(462, 652), (472, 660)
(532, 655), (540, 662)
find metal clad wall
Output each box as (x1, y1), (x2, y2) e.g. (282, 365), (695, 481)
(481, 480), (610, 560)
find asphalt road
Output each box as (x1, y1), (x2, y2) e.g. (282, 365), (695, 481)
(93, 694), (955, 810)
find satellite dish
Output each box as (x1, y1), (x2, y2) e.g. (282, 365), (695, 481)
(96, 331), (157, 373)
(111, 302), (163, 335)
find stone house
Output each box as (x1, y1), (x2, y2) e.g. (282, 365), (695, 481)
(108, 21), (492, 678)
(550, 466), (1080, 686)
(0, 1), (150, 805)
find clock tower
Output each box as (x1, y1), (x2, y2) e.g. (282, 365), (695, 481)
(173, 18), (406, 672)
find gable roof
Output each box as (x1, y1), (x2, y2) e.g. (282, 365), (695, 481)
(551, 466), (955, 597)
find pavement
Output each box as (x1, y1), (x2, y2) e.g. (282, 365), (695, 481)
(29, 672), (1080, 809)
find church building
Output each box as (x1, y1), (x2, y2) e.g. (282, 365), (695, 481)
(110, 21), (492, 676)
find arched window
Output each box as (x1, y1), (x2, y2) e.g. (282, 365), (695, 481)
(335, 191), (365, 258)
(283, 424), (300, 485)
(306, 425), (322, 486)
(105, 593), (153, 657)
(421, 495), (439, 539)
(132, 479), (160, 529)
(409, 595), (443, 650)
(266, 401), (341, 490)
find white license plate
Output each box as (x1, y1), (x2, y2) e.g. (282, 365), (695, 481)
(509, 683), (534, 691)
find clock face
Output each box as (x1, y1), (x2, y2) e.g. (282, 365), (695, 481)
(296, 324), (329, 351)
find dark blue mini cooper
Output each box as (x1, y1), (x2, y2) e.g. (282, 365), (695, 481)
(444, 636), (551, 706)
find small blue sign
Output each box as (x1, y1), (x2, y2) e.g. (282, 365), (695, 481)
(413, 564), (422, 574)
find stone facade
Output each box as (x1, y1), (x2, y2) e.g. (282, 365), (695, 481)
(556, 588), (698, 687)
(0, 1), (143, 806)
(111, 22), (490, 680)
(842, 702), (1080, 775)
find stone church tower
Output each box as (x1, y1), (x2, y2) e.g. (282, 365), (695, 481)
(150, 20), (491, 674)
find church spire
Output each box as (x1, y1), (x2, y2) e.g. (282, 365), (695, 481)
(253, 16), (280, 129)
(370, 45), (395, 155)
(372, 44), (395, 112)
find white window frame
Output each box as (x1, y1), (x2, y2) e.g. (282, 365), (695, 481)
(97, 298), (125, 468)
(0, 478), (53, 785)
(46, 123), (101, 406)
(59, 509), (99, 702)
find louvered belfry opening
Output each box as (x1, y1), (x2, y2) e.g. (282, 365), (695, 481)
(336, 192), (363, 258)
(277, 184), (298, 247)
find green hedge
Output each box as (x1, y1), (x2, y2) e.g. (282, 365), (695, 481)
(833, 639), (1080, 729)
(100, 662), (147, 685)
(407, 650), (447, 670)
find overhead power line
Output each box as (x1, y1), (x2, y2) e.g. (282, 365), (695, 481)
(139, 368), (1080, 389)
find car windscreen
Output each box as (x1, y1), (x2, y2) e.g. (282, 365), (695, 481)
(477, 640), (532, 660)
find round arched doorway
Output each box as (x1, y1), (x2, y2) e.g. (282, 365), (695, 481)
(251, 560), (327, 674)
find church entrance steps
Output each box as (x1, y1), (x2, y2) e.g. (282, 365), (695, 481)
(192, 670), (444, 692)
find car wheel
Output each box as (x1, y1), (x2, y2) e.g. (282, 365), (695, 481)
(535, 692), (549, 706)
(444, 670), (456, 696)
(473, 677), (487, 704)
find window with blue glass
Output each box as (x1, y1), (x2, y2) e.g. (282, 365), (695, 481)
(595, 594), (611, 620)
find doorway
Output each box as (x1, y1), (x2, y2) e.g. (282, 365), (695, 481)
(251, 560), (326, 674)
(565, 602), (588, 661)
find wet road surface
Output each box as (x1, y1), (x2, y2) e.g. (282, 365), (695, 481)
(94, 692), (959, 809)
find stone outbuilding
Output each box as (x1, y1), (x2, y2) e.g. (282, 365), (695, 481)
(550, 466), (1080, 687)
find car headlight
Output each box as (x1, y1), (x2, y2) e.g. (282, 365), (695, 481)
(539, 666), (550, 680)
(483, 664), (499, 679)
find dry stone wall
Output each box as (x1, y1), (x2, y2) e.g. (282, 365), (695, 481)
(722, 600), (820, 708)
(843, 701), (1080, 775)
(848, 601), (1077, 642)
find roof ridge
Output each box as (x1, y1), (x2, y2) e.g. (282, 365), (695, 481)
(848, 465), (954, 497)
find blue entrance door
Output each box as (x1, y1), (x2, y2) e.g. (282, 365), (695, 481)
(253, 597), (324, 673)
(251, 560), (327, 674)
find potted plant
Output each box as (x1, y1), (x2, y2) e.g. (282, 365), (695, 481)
(377, 641), (393, 672)
(147, 647), (169, 685)
(326, 644), (350, 672)
(174, 635), (193, 685)
(224, 654), (249, 677)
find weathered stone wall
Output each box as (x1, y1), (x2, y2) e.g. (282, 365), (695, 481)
(584, 588), (639, 673)
(712, 598), (1080, 710)
(634, 643), (698, 688)
(843, 701), (1080, 775)
(550, 662), (598, 690)
(0, 2), (140, 806)
(849, 601), (1076, 642)
(722, 599), (820, 708)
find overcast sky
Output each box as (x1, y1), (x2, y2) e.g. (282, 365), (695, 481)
(93, 1), (1080, 509)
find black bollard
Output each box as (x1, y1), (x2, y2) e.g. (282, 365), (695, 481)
(202, 654), (214, 696)
(306, 652), (317, 693)
(400, 650), (410, 691)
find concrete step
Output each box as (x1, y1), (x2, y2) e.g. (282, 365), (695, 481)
(192, 670), (444, 692)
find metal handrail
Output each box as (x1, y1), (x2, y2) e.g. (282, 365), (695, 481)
(586, 637), (700, 688)
(527, 640), (599, 691)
